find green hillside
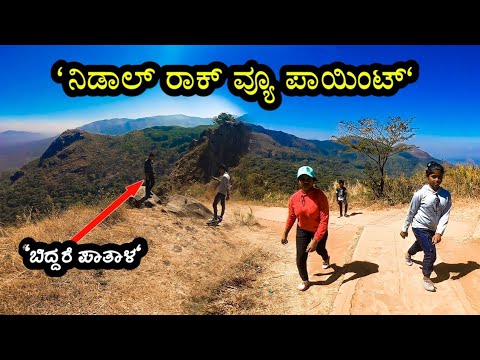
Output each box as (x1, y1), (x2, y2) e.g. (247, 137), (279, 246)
(0, 125), (212, 225)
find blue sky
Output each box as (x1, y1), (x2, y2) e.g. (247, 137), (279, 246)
(0, 45), (479, 163)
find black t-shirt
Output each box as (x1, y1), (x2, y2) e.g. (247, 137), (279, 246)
(336, 187), (347, 201)
(144, 158), (155, 175)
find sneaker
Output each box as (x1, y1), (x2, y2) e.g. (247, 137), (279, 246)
(322, 256), (330, 269)
(207, 218), (217, 223)
(297, 281), (310, 291)
(405, 252), (413, 266)
(217, 216), (223, 223)
(421, 278), (435, 292)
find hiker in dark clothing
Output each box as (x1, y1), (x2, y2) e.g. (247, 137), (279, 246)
(336, 179), (348, 217)
(144, 153), (155, 198)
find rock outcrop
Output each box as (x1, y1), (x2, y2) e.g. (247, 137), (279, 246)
(39, 129), (85, 165)
(170, 122), (251, 185)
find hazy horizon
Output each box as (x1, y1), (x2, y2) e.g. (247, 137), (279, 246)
(1, 112), (478, 164)
(2, 45), (480, 164)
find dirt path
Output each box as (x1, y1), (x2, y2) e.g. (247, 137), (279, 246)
(229, 202), (480, 315)
(3, 196), (479, 315)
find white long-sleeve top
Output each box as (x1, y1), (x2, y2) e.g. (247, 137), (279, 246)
(216, 172), (230, 196)
(401, 184), (452, 235)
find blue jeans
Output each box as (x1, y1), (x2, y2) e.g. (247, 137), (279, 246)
(408, 228), (437, 277)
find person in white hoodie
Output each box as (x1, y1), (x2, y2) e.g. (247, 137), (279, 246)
(209, 164), (230, 223)
(400, 161), (452, 292)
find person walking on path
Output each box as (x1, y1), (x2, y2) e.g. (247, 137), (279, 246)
(400, 161), (452, 292)
(281, 165), (331, 291)
(336, 179), (348, 217)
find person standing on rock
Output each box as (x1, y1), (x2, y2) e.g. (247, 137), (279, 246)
(280, 165), (331, 292)
(209, 164), (230, 223)
(400, 161), (452, 292)
(144, 152), (156, 198)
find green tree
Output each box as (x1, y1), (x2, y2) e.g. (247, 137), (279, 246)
(212, 112), (237, 126)
(332, 116), (417, 198)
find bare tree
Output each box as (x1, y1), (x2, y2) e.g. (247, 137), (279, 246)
(332, 116), (417, 198)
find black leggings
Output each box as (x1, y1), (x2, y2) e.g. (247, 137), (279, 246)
(338, 200), (348, 215)
(296, 227), (329, 281)
(212, 192), (226, 219)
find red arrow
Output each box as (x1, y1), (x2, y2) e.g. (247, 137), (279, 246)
(71, 180), (144, 242)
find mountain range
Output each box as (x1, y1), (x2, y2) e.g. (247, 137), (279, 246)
(0, 115), (440, 225)
(0, 130), (56, 145)
(0, 132), (58, 173)
(77, 114), (214, 135)
(0, 115), (215, 172)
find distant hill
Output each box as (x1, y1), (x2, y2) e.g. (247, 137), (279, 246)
(242, 123), (441, 179)
(0, 125), (212, 224)
(78, 114), (214, 135)
(170, 120), (442, 199)
(0, 117), (441, 225)
(0, 114), (214, 171)
(0, 135), (58, 172)
(0, 130), (56, 146)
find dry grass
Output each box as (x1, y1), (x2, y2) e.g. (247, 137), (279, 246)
(177, 163), (480, 211)
(257, 192), (291, 207)
(3, 163), (480, 315)
(442, 163), (480, 198)
(182, 182), (215, 202)
(0, 199), (270, 315)
(233, 206), (260, 227)
(0, 202), (135, 315)
(324, 163), (480, 210)
(192, 251), (269, 315)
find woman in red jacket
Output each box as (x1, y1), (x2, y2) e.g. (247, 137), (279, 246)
(280, 166), (330, 291)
